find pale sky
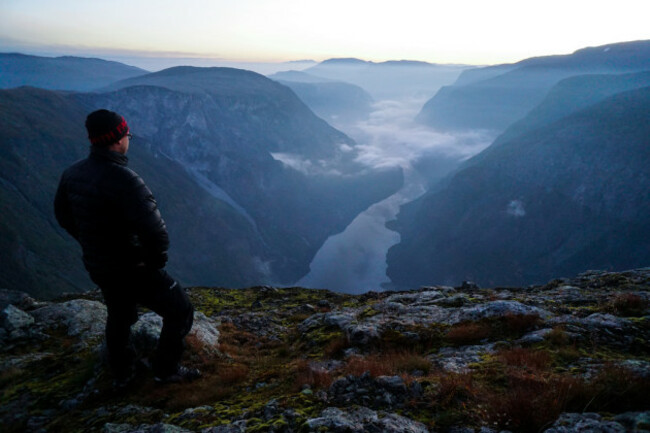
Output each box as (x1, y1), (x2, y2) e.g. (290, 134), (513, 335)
(1, 0), (649, 66)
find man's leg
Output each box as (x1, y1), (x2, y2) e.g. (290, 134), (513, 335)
(92, 273), (139, 381)
(135, 268), (194, 378)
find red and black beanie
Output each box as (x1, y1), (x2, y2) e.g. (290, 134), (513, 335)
(85, 109), (129, 146)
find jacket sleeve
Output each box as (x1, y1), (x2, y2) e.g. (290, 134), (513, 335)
(122, 171), (170, 269)
(54, 175), (79, 240)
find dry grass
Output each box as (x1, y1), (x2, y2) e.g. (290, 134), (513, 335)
(294, 359), (334, 390)
(546, 326), (571, 346)
(503, 313), (542, 334)
(607, 293), (648, 316)
(433, 372), (478, 407)
(445, 321), (492, 345)
(323, 335), (350, 358)
(498, 347), (552, 371)
(342, 351), (432, 378)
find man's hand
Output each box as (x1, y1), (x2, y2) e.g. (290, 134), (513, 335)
(145, 252), (168, 269)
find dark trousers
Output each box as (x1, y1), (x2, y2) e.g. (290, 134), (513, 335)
(90, 267), (194, 378)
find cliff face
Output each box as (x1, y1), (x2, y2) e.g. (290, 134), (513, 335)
(2, 268), (649, 432)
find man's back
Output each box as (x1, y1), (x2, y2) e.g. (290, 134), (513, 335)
(55, 146), (169, 274)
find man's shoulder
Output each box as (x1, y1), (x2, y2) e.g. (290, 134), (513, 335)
(62, 156), (141, 184)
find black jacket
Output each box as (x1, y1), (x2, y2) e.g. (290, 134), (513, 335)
(54, 147), (169, 275)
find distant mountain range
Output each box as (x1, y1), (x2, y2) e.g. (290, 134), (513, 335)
(0, 53), (147, 91)
(0, 61), (401, 298)
(268, 70), (374, 127)
(417, 40), (650, 133)
(302, 58), (472, 101)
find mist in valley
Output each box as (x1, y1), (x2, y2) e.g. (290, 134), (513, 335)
(297, 98), (494, 293)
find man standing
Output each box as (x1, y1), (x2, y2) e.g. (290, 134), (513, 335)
(54, 109), (199, 387)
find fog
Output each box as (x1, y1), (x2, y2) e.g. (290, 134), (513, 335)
(297, 99), (494, 293)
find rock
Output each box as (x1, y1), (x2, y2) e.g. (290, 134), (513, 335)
(460, 281), (480, 290)
(132, 311), (220, 355)
(31, 299), (107, 340)
(517, 328), (553, 345)
(0, 289), (39, 311)
(543, 412), (626, 432)
(385, 290), (445, 306)
(1, 304), (35, 339)
(305, 406), (428, 433)
(103, 423), (192, 433)
(553, 285), (590, 305)
(328, 373), (415, 409)
(347, 323), (380, 346)
(224, 312), (286, 340)
(317, 300), (332, 309)
(582, 313), (630, 329)
(433, 294), (470, 307)
(450, 300), (549, 324)
(614, 411), (650, 430)
(201, 420), (247, 433)
(431, 344), (496, 373)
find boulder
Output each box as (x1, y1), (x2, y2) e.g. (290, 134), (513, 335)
(305, 406), (429, 433)
(1, 304), (35, 339)
(0, 289), (39, 311)
(132, 311), (220, 356)
(450, 300), (550, 324)
(543, 412), (626, 433)
(103, 423), (192, 433)
(31, 299), (107, 340)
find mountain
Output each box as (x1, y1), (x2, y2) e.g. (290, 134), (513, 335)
(417, 40), (650, 133)
(388, 86), (650, 288)
(304, 58), (472, 100)
(471, 70), (650, 165)
(2, 268), (650, 432)
(268, 70), (374, 126)
(0, 65), (402, 298)
(0, 53), (147, 91)
(0, 87), (268, 298)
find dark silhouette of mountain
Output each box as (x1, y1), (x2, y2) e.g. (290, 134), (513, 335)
(417, 40), (650, 132)
(268, 70), (374, 126)
(0, 53), (147, 91)
(304, 58), (472, 100)
(388, 86), (650, 288)
(0, 66), (402, 298)
(472, 70), (650, 164)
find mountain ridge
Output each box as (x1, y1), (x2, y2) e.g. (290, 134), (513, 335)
(389, 85), (650, 288)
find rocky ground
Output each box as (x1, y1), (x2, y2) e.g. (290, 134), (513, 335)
(1, 268), (650, 432)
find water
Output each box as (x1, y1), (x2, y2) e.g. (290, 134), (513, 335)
(297, 167), (425, 293)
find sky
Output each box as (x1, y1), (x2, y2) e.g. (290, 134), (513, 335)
(1, 0), (649, 68)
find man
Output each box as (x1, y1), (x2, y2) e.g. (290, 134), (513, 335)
(54, 109), (199, 387)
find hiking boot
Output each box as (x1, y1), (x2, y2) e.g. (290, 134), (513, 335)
(112, 369), (136, 391)
(154, 365), (201, 384)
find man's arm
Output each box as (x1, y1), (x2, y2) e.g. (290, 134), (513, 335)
(122, 172), (170, 269)
(54, 176), (79, 240)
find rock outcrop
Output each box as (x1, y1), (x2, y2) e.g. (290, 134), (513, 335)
(1, 269), (649, 432)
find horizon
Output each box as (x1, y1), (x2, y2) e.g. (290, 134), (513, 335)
(2, 0), (649, 72)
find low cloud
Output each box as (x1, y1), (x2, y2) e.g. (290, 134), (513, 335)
(346, 98), (493, 170)
(270, 152), (343, 176)
(507, 200), (526, 217)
